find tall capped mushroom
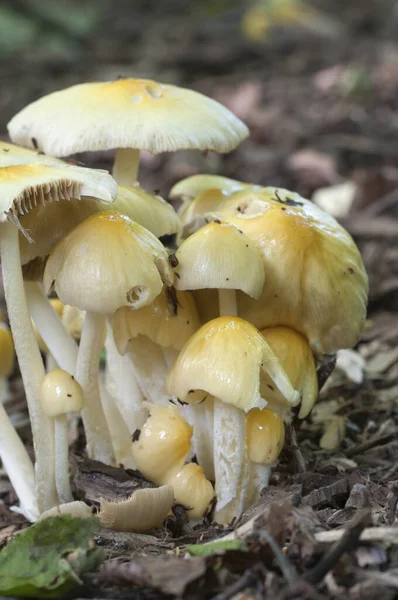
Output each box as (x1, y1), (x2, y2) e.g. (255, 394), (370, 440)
(8, 78), (249, 185)
(167, 316), (298, 524)
(0, 162), (117, 513)
(207, 187), (368, 355)
(112, 287), (200, 412)
(173, 220), (266, 483)
(40, 369), (84, 504)
(44, 212), (173, 464)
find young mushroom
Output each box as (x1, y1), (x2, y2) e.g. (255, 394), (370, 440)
(167, 316), (298, 524)
(173, 221), (265, 484)
(245, 408), (285, 509)
(40, 369), (84, 504)
(43, 212), (173, 464)
(0, 162), (117, 512)
(8, 78), (249, 185)
(131, 403), (214, 520)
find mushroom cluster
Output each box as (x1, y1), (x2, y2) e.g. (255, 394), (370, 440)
(0, 77), (368, 528)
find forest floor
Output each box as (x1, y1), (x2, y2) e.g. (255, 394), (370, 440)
(1, 0), (398, 598)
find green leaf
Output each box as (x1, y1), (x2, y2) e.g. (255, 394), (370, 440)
(0, 515), (104, 598)
(185, 538), (246, 557)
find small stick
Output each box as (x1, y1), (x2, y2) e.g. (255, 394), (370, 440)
(304, 508), (371, 585)
(345, 431), (398, 458)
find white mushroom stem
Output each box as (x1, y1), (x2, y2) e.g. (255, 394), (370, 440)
(104, 329), (147, 432)
(0, 402), (39, 522)
(214, 287), (248, 524)
(0, 377), (10, 404)
(113, 148), (140, 186)
(98, 375), (136, 469)
(54, 415), (73, 504)
(244, 462), (271, 512)
(25, 282), (78, 373)
(218, 289), (238, 317)
(127, 337), (170, 406)
(185, 401), (214, 481)
(75, 312), (114, 464)
(0, 221), (57, 512)
(213, 401), (248, 524)
(46, 353), (58, 373)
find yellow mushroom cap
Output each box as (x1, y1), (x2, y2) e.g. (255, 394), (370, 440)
(260, 327), (318, 419)
(170, 174), (254, 202)
(131, 403), (193, 484)
(8, 79), (249, 156)
(112, 287), (200, 354)
(111, 185), (181, 238)
(209, 187), (368, 355)
(43, 212), (173, 315)
(174, 222), (265, 299)
(0, 162), (117, 228)
(166, 463), (214, 520)
(0, 141), (64, 168)
(40, 368), (84, 416)
(0, 323), (15, 378)
(246, 408), (285, 464)
(167, 316), (299, 412)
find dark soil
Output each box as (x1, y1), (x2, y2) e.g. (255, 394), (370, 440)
(1, 0), (398, 598)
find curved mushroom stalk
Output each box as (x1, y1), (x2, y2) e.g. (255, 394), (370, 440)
(104, 328), (146, 433)
(25, 282), (78, 374)
(0, 221), (57, 512)
(76, 312), (114, 464)
(0, 402), (39, 522)
(98, 374), (137, 469)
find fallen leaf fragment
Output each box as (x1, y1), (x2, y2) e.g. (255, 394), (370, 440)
(0, 515), (103, 598)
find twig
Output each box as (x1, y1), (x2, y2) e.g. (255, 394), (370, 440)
(285, 424), (307, 473)
(363, 186), (398, 217)
(305, 509), (371, 585)
(315, 526), (398, 544)
(345, 431), (398, 458)
(316, 354), (336, 391)
(259, 529), (298, 585)
(211, 563), (265, 600)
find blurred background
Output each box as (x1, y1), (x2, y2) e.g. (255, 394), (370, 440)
(1, 0), (398, 308)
